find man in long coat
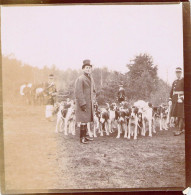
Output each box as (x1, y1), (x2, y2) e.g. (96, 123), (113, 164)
(169, 67), (184, 136)
(74, 59), (96, 144)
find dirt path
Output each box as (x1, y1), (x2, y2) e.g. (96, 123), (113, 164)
(3, 104), (59, 191)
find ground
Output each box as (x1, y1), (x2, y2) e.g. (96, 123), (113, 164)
(3, 102), (185, 192)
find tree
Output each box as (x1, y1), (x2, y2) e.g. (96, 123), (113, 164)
(126, 53), (158, 101)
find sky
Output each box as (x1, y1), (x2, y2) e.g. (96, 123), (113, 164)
(1, 4), (183, 84)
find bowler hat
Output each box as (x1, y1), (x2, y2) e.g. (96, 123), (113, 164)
(175, 67), (182, 72)
(82, 59), (92, 69)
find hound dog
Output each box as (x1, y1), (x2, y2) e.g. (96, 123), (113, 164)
(158, 104), (169, 131)
(116, 103), (130, 138)
(92, 103), (101, 137)
(55, 100), (75, 135)
(127, 106), (143, 140)
(152, 105), (169, 131)
(134, 100), (153, 137)
(106, 102), (118, 133)
(99, 107), (110, 136)
(86, 103), (101, 137)
(152, 106), (160, 133)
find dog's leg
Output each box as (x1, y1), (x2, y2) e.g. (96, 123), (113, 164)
(142, 120), (146, 136)
(108, 120), (112, 133)
(171, 117), (175, 127)
(105, 122), (109, 135)
(55, 117), (61, 133)
(72, 121), (76, 135)
(68, 121), (72, 134)
(134, 122), (137, 140)
(87, 122), (93, 137)
(163, 118), (168, 130)
(98, 122), (101, 134)
(93, 122), (97, 137)
(124, 123), (128, 138)
(159, 115), (163, 130)
(131, 125), (134, 136)
(127, 123), (131, 139)
(100, 123), (104, 136)
(148, 120), (152, 137)
(69, 119), (75, 135)
(60, 119), (64, 133)
(111, 120), (115, 133)
(64, 119), (68, 135)
(152, 118), (156, 133)
(116, 123), (121, 138)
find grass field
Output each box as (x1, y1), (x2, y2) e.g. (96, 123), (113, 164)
(3, 102), (185, 192)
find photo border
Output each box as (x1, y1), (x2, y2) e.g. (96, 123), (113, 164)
(0, 1), (190, 194)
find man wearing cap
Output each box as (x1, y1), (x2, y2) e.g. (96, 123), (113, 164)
(44, 74), (57, 121)
(74, 59), (96, 144)
(169, 67), (184, 136)
(117, 85), (125, 103)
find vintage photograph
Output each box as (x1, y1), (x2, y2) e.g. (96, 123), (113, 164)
(1, 3), (185, 192)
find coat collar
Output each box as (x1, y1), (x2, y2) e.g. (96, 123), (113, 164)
(83, 72), (91, 80)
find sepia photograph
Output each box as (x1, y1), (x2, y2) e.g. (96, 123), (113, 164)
(1, 3), (185, 193)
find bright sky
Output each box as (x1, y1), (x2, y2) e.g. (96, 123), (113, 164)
(1, 4), (183, 84)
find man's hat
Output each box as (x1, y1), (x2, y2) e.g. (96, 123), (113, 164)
(175, 67), (182, 72)
(49, 74), (54, 79)
(82, 59), (92, 69)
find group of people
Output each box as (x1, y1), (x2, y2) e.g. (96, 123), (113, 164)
(44, 59), (184, 144)
(20, 82), (51, 105)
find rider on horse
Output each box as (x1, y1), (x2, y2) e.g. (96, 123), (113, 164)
(117, 84), (125, 103)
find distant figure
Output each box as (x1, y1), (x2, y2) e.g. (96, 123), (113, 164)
(74, 59), (96, 144)
(169, 67), (184, 136)
(44, 74), (57, 121)
(26, 83), (33, 105)
(117, 85), (125, 103)
(20, 82), (33, 104)
(20, 83), (27, 96)
(35, 83), (45, 105)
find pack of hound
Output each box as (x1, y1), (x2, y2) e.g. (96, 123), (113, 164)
(54, 99), (171, 140)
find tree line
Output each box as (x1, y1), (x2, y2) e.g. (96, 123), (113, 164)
(2, 53), (170, 106)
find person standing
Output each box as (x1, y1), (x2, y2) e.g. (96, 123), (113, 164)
(44, 74), (57, 122)
(117, 84), (125, 103)
(169, 67), (184, 136)
(74, 59), (96, 144)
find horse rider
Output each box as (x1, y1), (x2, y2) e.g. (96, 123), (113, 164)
(44, 74), (57, 121)
(117, 84), (125, 103)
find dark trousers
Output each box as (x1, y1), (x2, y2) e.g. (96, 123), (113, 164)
(80, 123), (87, 139)
(178, 117), (184, 131)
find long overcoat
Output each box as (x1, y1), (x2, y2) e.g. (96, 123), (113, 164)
(74, 73), (96, 123)
(169, 77), (184, 118)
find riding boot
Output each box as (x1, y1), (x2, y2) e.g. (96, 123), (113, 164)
(80, 123), (88, 144)
(179, 118), (184, 132)
(174, 118), (184, 136)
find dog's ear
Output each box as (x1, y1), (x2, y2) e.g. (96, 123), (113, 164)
(125, 108), (130, 116)
(134, 107), (139, 114)
(115, 110), (119, 119)
(148, 102), (152, 108)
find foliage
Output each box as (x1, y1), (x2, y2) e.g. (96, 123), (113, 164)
(2, 53), (171, 106)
